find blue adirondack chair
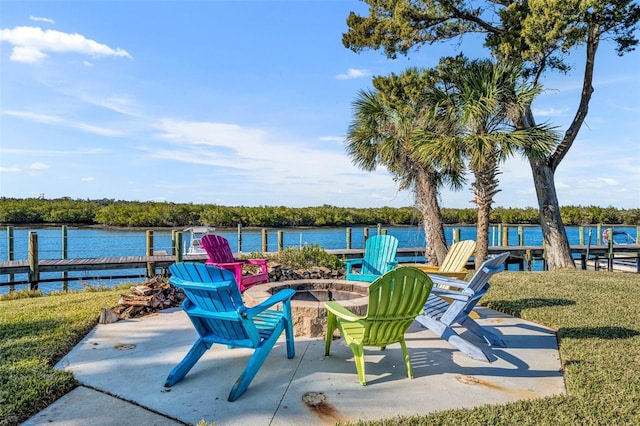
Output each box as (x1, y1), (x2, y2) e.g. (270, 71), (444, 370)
(415, 252), (510, 362)
(345, 234), (399, 282)
(165, 262), (295, 401)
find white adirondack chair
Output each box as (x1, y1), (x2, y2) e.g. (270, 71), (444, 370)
(415, 252), (510, 362)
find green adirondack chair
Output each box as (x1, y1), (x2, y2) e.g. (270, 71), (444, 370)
(325, 266), (433, 385)
(345, 234), (399, 282)
(165, 262), (295, 401)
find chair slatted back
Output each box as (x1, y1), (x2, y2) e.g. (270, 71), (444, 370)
(169, 262), (260, 348)
(201, 234), (236, 264)
(361, 235), (399, 276)
(362, 266), (433, 346)
(439, 252), (510, 325)
(439, 240), (476, 272)
(465, 252), (510, 293)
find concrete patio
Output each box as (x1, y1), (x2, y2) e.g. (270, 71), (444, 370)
(23, 306), (565, 425)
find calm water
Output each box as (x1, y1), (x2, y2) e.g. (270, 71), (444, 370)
(1, 225), (636, 294)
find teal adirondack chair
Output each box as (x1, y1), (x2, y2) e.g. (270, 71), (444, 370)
(165, 262), (295, 401)
(415, 252), (510, 362)
(325, 266), (433, 385)
(345, 234), (399, 282)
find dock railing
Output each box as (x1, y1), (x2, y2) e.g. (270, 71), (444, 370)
(1, 225), (639, 293)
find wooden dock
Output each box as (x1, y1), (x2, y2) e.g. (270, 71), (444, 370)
(1, 244), (638, 290)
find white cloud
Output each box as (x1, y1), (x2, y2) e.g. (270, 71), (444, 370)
(79, 94), (139, 116)
(2, 148), (106, 156)
(531, 106), (570, 117)
(0, 166), (22, 172)
(30, 162), (50, 170)
(81, 177), (95, 182)
(318, 136), (345, 142)
(335, 68), (371, 80)
(148, 119), (404, 205)
(0, 26), (132, 64)
(3, 110), (125, 136)
(583, 177), (621, 188)
(29, 16), (55, 24)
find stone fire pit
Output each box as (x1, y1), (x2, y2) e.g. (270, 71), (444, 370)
(244, 280), (370, 338)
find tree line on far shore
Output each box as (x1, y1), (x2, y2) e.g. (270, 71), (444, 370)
(0, 197), (638, 228)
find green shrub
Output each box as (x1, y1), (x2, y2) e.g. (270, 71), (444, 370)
(265, 245), (343, 270)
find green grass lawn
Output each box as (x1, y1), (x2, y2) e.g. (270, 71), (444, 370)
(0, 287), (123, 426)
(1, 270), (640, 426)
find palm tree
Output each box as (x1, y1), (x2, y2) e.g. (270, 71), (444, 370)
(419, 59), (557, 266)
(345, 71), (463, 265)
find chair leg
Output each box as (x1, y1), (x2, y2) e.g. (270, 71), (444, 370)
(325, 312), (337, 356)
(415, 315), (490, 362)
(228, 327), (283, 401)
(446, 333), (489, 362)
(400, 339), (413, 379)
(350, 344), (367, 386)
(282, 302), (295, 359)
(165, 338), (211, 387)
(460, 316), (506, 347)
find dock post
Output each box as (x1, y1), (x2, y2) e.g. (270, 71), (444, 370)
(62, 225), (69, 291)
(346, 227), (352, 250)
(377, 223), (382, 235)
(146, 230), (154, 277)
(502, 225), (509, 246)
(7, 226), (14, 293)
(261, 228), (268, 253)
(606, 228), (614, 272)
(452, 228), (460, 244)
(28, 232), (39, 291)
(524, 249), (532, 271)
(364, 228), (369, 244)
(238, 223), (243, 252)
(597, 224), (602, 245)
(174, 232), (183, 262)
(579, 226), (584, 245)
(277, 230), (284, 252)
(518, 226), (524, 246)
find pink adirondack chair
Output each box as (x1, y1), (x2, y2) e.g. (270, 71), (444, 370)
(200, 234), (269, 292)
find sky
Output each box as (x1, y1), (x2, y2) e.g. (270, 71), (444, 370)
(1, 1), (639, 210)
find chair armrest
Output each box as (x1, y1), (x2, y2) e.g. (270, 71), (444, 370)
(427, 274), (468, 290)
(214, 261), (243, 269)
(325, 301), (363, 322)
(243, 288), (295, 318)
(415, 265), (440, 272)
(344, 258), (363, 267)
(431, 271), (469, 280)
(245, 258), (268, 272)
(430, 287), (472, 302)
(344, 258), (364, 273)
(386, 259), (398, 271)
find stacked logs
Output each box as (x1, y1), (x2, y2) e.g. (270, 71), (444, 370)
(268, 264), (345, 282)
(99, 276), (185, 323)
